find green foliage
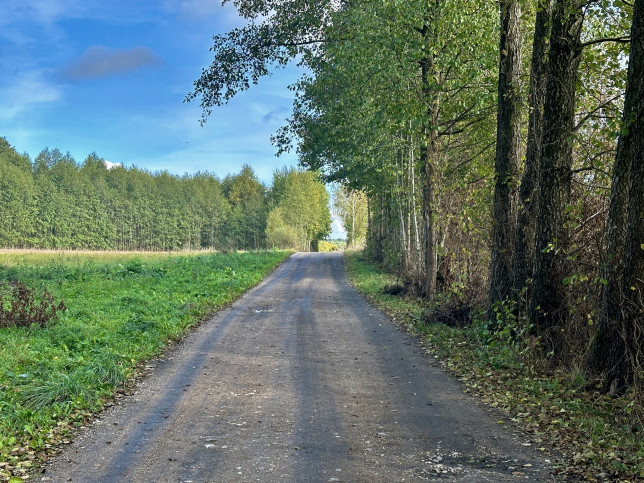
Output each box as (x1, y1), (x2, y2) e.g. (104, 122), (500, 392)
(188, 0), (635, 381)
(265, 168), (331, 251)
(185, 0), (636, 380)
(222, 165), (268, 250)
(266, 207), (300, 249)
(1, 141), (235, 251)
(269, 0), (498, 297)
(0, 250), (289, 477)
(185, 0), (330, 122)
(333, 186), (367, 248)
(0, 142), (341, 252)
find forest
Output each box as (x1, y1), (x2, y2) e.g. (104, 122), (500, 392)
(0, 138), (331, 252)
(189, 0), (643, 407)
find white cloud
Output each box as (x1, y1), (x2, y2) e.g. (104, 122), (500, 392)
(262, 106), (290, 124)
(1, 27), (36, 46)
(24, 1), (79, 24)
(0, 1), (122, 28)
(0, 72), (62, 121)
(104, 160), (122, 170)
(0, 0), (94, 41)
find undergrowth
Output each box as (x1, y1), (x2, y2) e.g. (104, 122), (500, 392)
(0, 281), (66, 329)
(345, 250), (644, 482)
(0, 250), (290, 481)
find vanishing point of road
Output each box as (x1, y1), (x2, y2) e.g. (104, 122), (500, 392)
(43, 252), (557, 482)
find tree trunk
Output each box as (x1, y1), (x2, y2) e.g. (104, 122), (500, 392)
(396, 150), (411, 275)
(407, 133), (422, 283)
(621, 82), (644, 394)
(419, 10), (440, 300)
(587, 0), (641, 379)
(488, 0), (522, 318)
(422, 139), (438, 299)
(410, 145), (421, 258)
(529, 0), (585, 357)
(596, 0), (644, 393)
(512, 0), (553, 303)
(419, 82), (439, 299)
(351, 193), (356, 247)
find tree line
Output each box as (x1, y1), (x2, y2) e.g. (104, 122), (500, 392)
(188, 0), (643, 397)
(0, 138), (331, 252)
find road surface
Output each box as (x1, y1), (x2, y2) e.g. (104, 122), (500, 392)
(43, 252), (556, 482)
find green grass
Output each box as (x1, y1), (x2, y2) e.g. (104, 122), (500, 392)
(0, 250), (290, 480)
(345, 250), (644, 481)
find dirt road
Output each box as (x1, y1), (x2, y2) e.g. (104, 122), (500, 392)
(43, 252), (556, 482)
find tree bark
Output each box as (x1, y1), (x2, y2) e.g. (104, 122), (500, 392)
(597, 0), (644, 393)
(351, 193), (356, 247)
(587, 0), (641, 380)
(529, 0), (585, 356)
(621, 81), (644, 394)
(489, 0), (522, 318)
(422, 139), (438, 299)
(408, 134), (422, 284)
(420, 51), (439, 299)
(419, 9), (440, 300)
(512, 0), (553, 303)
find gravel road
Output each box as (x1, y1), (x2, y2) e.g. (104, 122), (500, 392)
(43, 252), (557, 482)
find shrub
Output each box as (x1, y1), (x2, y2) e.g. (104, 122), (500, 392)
(317, 240), (339, 252)
(0, 280), (66, 329)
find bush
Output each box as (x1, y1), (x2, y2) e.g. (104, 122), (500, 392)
(0, 280), (66, 329)
(317, 240), (339, 252)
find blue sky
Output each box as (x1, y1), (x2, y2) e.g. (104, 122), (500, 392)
(0, 0), (304, 185)
(1, 0), (346, 238)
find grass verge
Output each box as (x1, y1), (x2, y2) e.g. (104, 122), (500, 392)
(0, 250), (290, 481)
(345, 250), (643, 482)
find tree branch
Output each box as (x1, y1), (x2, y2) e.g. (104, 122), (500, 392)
(582, 36), (630, 48)
(573, 94), (621, 133)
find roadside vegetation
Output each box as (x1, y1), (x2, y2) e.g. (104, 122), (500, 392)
(346, 250), (643, 481)
(0, 250), (289, 481)
(317, 239), (347, 252)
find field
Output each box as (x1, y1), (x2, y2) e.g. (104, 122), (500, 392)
(0, 250), (290, 479)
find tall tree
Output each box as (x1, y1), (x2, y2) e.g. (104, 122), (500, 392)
(589, 0), (643, 392)
(417, 1), (441, 299)
(620, 7), (644, 390)
(223, 165), (268, 250)
(529, 0), (586, 355)
(0, 142), (36, 248)
(266, 169), (331, 251)
(334, 186), (368, 248)
(279, 0), (497, 296)
(512, 0), (554, 305)
(489, 0), (522, 316)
